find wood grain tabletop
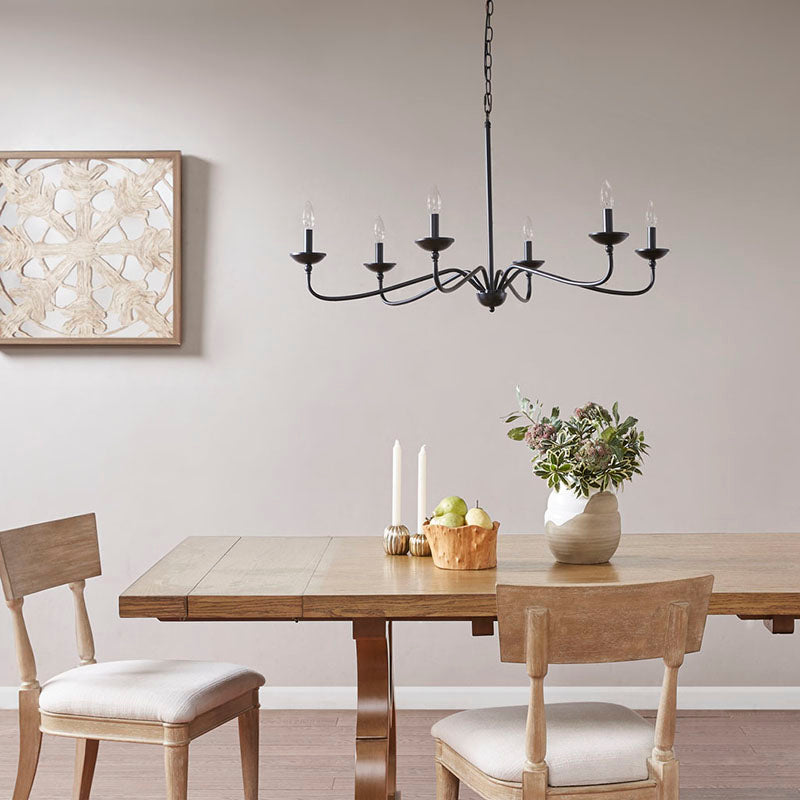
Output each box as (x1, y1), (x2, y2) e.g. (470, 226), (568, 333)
(119, 533), (800, 622)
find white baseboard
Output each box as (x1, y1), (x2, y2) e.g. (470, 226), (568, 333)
(0, 687), (18, 709)
(2, 685), (799, 711)
(263, 685), (800, 710)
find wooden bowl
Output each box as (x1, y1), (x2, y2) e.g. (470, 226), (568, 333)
(423, 520), (500, 570)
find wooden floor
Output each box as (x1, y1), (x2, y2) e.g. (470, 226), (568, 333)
(1, 709), (799, 800)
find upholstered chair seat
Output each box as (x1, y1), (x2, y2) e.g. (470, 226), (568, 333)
(0, 514), (266, 800)
(432, 702), (653, 787)
(40, 659), (265, 724)
(433, 577), (714, 800)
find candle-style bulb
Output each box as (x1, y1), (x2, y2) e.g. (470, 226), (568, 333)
(302, 201), (315, 229)
(373, 216), (386, 243)
(521, 216), (534, 261)
(427, 186), (442, 214)
(645, 200), (657, 249)
(600, 180), (614, 209)
(522, 216), (534, 241)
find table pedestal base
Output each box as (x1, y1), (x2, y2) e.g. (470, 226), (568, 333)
(353, 619), (397, 800)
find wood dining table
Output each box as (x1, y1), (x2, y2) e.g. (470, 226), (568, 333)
(119, 533), (800, 800)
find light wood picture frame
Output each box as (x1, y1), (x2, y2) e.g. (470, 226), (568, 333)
(0, 151), (181, 345)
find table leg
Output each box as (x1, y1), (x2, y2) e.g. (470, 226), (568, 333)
(353, 619), (397, 800)
(471, 618), (495, 637)
(737, 615), (798, 634)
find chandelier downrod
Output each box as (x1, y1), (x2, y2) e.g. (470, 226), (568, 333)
(484, 0), (496, 288)
(290, 0), (669, 312)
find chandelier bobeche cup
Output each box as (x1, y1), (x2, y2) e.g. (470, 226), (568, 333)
(290, 1), (669, 313)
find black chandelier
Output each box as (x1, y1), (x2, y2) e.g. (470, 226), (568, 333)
(290, 1), (669, 313)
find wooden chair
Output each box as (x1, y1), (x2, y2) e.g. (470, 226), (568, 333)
(0, 513), (265, 800)
(432, 575), (714, 800)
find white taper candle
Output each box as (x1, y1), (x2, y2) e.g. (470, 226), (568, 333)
(392, 440), (402, 526)
(417, 445), (427, 533)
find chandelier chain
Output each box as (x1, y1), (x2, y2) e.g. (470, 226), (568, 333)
(484, 0), (494, 117)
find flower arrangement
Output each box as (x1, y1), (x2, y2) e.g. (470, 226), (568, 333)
(505, 388), (648, 497)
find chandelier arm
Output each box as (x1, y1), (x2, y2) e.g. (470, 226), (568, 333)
(509, 263), (612, 288)
(584, 262), (656, 296)
(305, 266), (476, 302)
(499, 267), (523, 290)
(377, 272), (464, 306)
(504, 255), (655, 296)
(432, 252), (486, 293)
(501, 248), (616, 290)
(474, 265), (491, 291)
(505, 271), (533, 302)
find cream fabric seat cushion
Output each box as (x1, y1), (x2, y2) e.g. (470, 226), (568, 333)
(432, 702), (653, 788)
(39, 660), (265, 724)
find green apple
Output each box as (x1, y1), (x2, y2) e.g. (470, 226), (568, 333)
(436, 512), (466, 528)
(466, 506), (493, 529)
(434, 496), (468, 517)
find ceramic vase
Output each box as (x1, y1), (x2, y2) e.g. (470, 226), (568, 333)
(544, 486), (621, 564)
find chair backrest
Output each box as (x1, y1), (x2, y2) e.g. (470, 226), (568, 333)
(0, 514), (101, 690)
(497, 574), (714, 664)
(495, 574), (714, 787)
(0, 513), (101, 601)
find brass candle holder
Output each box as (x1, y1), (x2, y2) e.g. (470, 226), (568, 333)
(409, 525), (432, 557)
(383, 524), (410, 555)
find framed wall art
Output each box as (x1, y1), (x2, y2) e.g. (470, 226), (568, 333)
(0, 151), (181, 345)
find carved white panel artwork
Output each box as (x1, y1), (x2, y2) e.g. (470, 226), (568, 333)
(0, 151), (181, 345)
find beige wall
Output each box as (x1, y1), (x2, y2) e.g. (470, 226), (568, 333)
(1, 0), (799, 692)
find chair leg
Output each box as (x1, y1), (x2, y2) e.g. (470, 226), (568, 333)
(238, 707), (260, 800)
(73, 739), (99, 800)
(436, 762), (459, 800)
(651, 756), (680, 800)
(165, 744), (189, 800)
(13, 691), (42, 800)
(660, 759), (680, 800)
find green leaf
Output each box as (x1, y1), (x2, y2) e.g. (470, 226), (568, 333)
(511, 395), (647, 492)
(600, 426), (616, 443)
(515, 387), (542, 422)
(507, 426), (529, 441)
